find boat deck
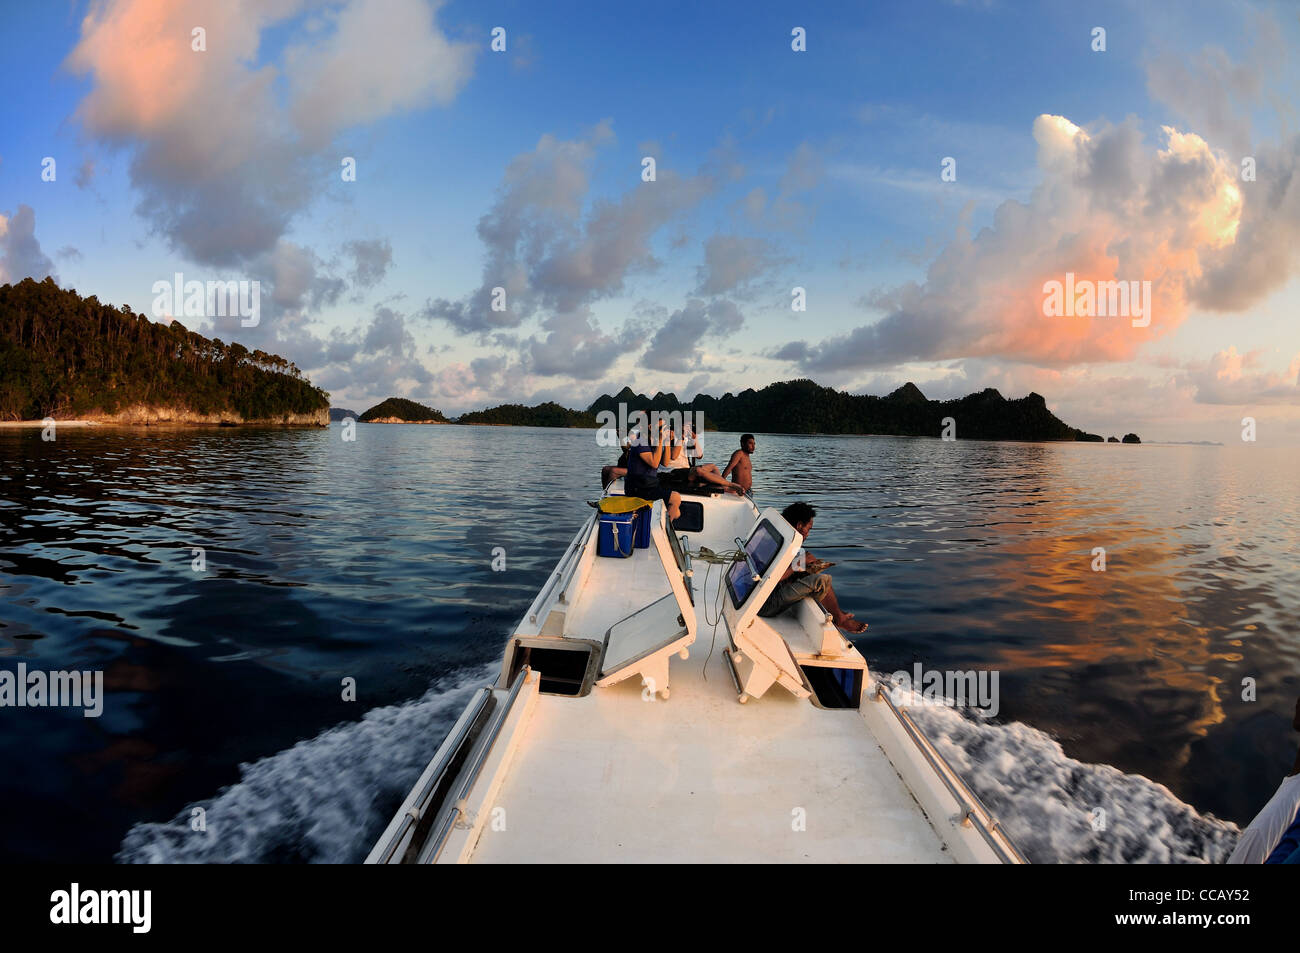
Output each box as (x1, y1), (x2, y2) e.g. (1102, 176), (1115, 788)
(467, 573), (951, 863)
(563, 528), (673, 641)
(370, 487), (1021, 865)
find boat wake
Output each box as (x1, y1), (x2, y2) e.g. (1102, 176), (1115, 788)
(874, 674), (1241, 864)
(117, 663), (1240, 864)
(117, 663), (499, 864)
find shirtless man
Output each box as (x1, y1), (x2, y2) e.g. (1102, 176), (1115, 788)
(723, 434), (756, 493)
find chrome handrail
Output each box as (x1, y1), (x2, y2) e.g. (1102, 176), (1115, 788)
(418, 665), (532, 864)
(371, 686), (493, 864)
(874, 682), (1028, 864)
(722, 648), (743, 696)
(530, 515), (593, 621)
(733, 536), (760, 582)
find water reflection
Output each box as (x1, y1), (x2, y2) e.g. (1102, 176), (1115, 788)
(1, 425), (1297, 860)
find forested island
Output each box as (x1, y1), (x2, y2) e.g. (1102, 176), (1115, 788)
(350, 379), (1134, 442)
(0, 278), (329, 425)
(584, 380), (1130, 442)
(346, 398), (594, 426)
(358, 397), (448, 423)
(457, 401), (597, 427)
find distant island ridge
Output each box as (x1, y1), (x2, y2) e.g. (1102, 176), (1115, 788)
(348, 380), (1141, 443)
(0, 279), (1139, 441)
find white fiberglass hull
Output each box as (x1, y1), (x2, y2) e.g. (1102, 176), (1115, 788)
(369, 484), (1022, 864)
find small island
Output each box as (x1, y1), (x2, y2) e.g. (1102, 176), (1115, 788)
(358, 397), (448, 423)
(457, 401), (597, 428)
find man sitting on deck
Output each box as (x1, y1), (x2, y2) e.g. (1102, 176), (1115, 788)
(723, 434), (756, 493)
(759, 502), (867, 634)
(601, 438), (631, 489)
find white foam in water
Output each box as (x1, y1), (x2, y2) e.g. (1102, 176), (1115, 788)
(872, 675), (1241, 864)
(117, 663), (499, 864)
(119, 663), (1241, 864)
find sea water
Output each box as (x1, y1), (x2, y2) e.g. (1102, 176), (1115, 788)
(1, 424), (1296, 863)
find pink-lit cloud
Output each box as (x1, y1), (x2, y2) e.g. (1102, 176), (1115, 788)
(1181, 347), (1300, 405)
(786, 114), (1250, 372)
(65, 0), (475, 267)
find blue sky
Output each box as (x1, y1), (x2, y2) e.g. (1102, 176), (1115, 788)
(1, 0), (1298, 442)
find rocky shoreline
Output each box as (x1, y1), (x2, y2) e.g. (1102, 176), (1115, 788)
(0, 405), (328, 427)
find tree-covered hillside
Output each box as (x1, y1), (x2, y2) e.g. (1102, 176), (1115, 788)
(0, 277), (329, 421)
(456, 401), (598, 427)
(587, 378), (1121, 442)
(358, 397), (447, 422)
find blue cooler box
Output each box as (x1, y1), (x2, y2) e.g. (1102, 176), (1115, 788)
(597, 511), (636, 558)
(632, 505), (653, 548)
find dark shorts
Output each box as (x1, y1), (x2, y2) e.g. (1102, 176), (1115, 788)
(658, 468), (695, 490)
(625, 479), (675, 503)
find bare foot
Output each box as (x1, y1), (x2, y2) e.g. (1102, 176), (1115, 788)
(833, 614), (867, 634)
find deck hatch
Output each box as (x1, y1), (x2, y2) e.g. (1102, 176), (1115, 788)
(802, 665), (863, 709)
(508, 639), (599, 696)
(600, 594), (687, 675)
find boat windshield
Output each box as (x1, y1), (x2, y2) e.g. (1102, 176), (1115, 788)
(726, 520), (783, 607)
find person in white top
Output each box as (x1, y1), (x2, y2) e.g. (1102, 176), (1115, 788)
(1228, 696), (1300, 863)
(657, 427), (743, 494)
(658, 435), (690, 471)
(685, 423), (703, 466)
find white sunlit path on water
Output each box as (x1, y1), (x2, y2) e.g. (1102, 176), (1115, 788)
(117, 663), (498, 864)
